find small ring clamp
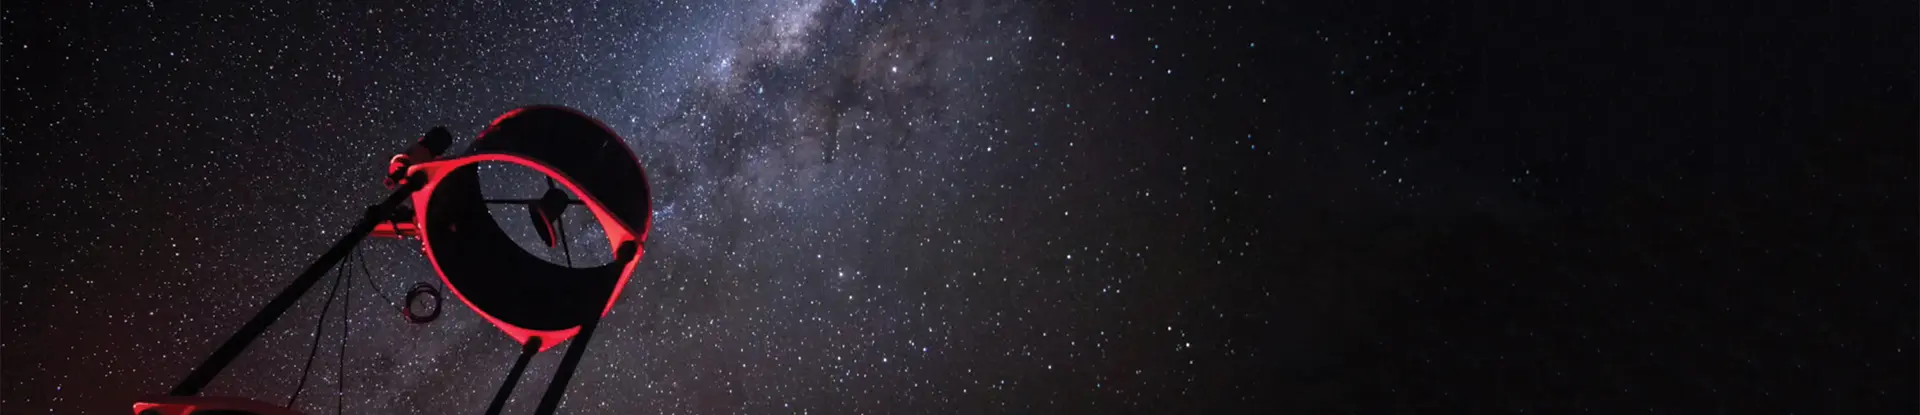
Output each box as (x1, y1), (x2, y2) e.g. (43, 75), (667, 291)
(403, 282), (442, 324)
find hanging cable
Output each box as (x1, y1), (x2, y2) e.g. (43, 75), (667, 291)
(337, 248), (353, 415)
(353, 246), (398, 310)
(550, 177), (575, 268)
(287, 253), (348, 408)
(356, 242), (440, 324)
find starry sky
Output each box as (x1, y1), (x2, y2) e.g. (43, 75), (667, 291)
(3, 0), (1917, 413)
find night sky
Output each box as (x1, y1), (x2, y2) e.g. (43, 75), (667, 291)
(4, 0), (1916, 413)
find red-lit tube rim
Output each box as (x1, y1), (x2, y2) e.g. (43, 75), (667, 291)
(404, 106), (651, 352)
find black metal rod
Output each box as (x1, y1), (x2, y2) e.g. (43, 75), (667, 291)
(531, 316), (600, 415)
(557, 213), (574, 267)
(169, 184), (417, 396)
(484, 337), (543, 415)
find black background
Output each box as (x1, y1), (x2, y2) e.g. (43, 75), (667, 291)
(4, 0), (1915, 413)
